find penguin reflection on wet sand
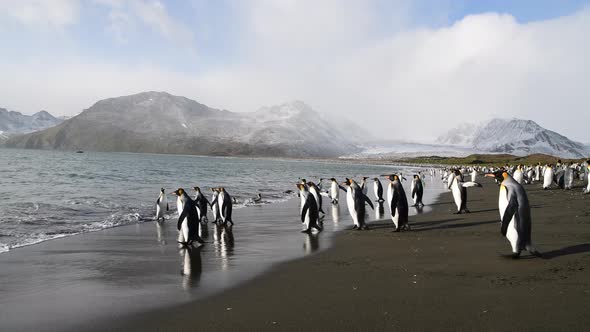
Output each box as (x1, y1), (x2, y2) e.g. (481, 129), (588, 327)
(155, 188), (169, 222)
(172, 188), (205, 247)
(383, 174), (409, 232)
(486, 170), (542, 259)
(180, 247), (202, 290)
(341, 178), (374, 230)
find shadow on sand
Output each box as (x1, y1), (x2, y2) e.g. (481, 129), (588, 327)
(541, 243), (590, 259)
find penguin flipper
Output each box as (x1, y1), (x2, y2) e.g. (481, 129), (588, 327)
(339, 185), (347, 192)
(167, 203), (169, 211)
(501, 196), (518, 236)
(157, 197), (161, 205)
(363, 194), (374, 210)
(390, 192), (399, 218)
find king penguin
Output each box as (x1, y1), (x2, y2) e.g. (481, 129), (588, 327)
(156, 188), (169, 222)
(329, 178), (340, 204)
(192, 186), (210, 223)
(307, 181), (326, 215)
(513, 165), (524, 184)
(360, 177), (369, 196)
(486, 170), (542, 258)
(212, 187), (233, 226)
(210, 188), (221, 223)
(373, 177), (385, 202)
(411, 175), (425, 207)
(447, 169), (482, 214)
(341, 178), (374, 230)
(543, 164), (554, 189)
(173, 188), (205, 247)
(296, 183), (322, 233)
(384, 174), (409, 232)
(584, 164), (590, 194)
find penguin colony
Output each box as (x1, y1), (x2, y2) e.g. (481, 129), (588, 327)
(155, 159), (589, 259)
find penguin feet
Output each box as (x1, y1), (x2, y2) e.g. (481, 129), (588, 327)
(362, 225), (370, 230)
(301, 229), (312, 234)
(464, 209), (471, 214)
(352, 225), (358, 230)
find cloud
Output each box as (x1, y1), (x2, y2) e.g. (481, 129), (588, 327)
(0, 0), (80, 28)
(1, 1), (589, 143)
(98, 0), (194, 49)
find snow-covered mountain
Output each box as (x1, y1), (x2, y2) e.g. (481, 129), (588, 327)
(437, 118), (587, 158)
(0, 108), (63, 138)
(4, 92), (363, 158)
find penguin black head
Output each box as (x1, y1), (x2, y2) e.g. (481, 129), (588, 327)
(193, 186), (201, 192)
(485, 169), (507, 183)
(330, 178), (337, 182)
(362, 177), (369, 180)
(172, 188), (185, 196)
(160, 188), (165, 193)
(413, 174), (420, 179)
(373, 177), (379, 181)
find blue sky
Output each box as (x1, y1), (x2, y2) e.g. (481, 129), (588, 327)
(1, 0), (589, 141)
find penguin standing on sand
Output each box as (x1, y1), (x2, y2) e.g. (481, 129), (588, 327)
(296, 183), (322, 233)
(411, 175), (424, 207)
(192, 186), (210, 223)
(212, 188), (233, 226)
(486, 170), (542, 259)
(564, 163), (575, 190)
(373, 177), (385, 202)
(341, 178), (374, 230)
(156, 188), (169, 222)
(173, 188), (205, 247)
(384, 174), (409, 232)
(513, 165), (524, 184)
(543, 164), (554, 189)
(447, 169), (482, 214)
(329, 178), (340, 204)
(471, 168), (478, 182)
(210, 188), (221, 223)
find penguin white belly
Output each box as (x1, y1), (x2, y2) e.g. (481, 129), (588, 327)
(346, 190), (358, 227)
(471, 171), (477, 183)
(218, 195), (226, 222)
(387, 184), (393, 213)
(513, 170), (523, 184)
(373, 184), (379, 200)
(156, 204), (163, 219)
(543, 170), (553, 188)
(498, 185), (508, 220)
(506, 218), (519, 253)
(331, 184), (339, 202)
(585, 173), (590, 193)
(451, 183), (462, 212)
(179, 219), (190, 243)
(392, 207), (399, 228)
(535, 167), (541, 181)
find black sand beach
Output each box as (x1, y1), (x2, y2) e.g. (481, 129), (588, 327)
(100, 177), (590, 331)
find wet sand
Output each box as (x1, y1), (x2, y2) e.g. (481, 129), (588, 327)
(103, 177), (590, 331)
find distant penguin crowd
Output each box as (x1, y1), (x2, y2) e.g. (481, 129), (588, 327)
(154, 158), (589, 260)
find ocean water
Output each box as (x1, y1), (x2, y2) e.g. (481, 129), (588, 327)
(0, 148), (431, 253)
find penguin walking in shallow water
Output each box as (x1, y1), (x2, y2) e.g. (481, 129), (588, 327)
(329, 178), (340, 204)
(173, 188), (205, 247)
(156, 188), (169, 222)
(447, 170), (481, 214)
(384, 174), (409, 232)
(192, 186), (210, 223)
(296, 183), (322, 233)
(486, 170), (542, 258)
(212, 188), (233, 226)
(411, 175), (424, 207)
(373, 177), (385, 202)
(341, 178), (374, 230)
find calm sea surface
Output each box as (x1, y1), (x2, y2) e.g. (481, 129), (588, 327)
(0, 148), (433, 252)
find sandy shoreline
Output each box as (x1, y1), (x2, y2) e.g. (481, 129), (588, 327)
(100, 177), (590, 331)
